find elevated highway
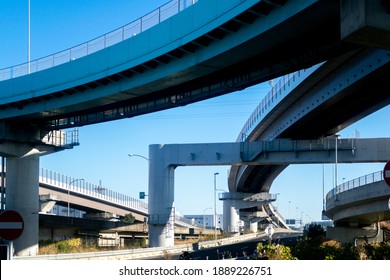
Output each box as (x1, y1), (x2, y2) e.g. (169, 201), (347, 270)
(36, 168), (205, 246)
(1, 0), (390, 254)
(0, 0), (361, 130)
(37, 167), (198, 228)
(227, 47), (390, 231)
(229, 48), (390, 195)
(325, 170), (390, 243)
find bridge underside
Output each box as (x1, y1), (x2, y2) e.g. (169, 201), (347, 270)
(232, 47), (390, 194)
(0, 0), (354, 130)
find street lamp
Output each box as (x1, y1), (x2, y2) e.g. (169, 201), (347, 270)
(128, 153), (149, 199)
(128, 154), (149, 161)
(213, 172), (219, 240)
(67, 178), (84, 217)
(332, 134), (340, 200)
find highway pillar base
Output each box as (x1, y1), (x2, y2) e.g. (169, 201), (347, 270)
(326, 224), (384, 244)
(222, 199), (241, 233)
(250, 221), (258, 233)
(148, 145), (175, 248)
(6, 146), (40, 256)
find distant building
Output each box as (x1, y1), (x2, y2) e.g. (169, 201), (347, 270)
(184, 214), (223, 229)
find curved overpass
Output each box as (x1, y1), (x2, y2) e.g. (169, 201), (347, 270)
(325, 171), (390, 243)
(229, 48), (390, 196)
(326, 171), (390, 226)
(2, 0), (390, 254)
(0, 0), (353, 130)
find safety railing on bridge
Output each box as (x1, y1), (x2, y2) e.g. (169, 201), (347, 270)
(238, 63), (323, 142)
(39, 167), (200, 227)
(326, 170), (384, 200)
(0, 0), (198, 81)
(41, 129), (80, 148)
(39, 168), (149, 214)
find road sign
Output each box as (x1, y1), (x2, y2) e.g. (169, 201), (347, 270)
(265, 224), (274, 239)
(139, 192), (147, 199)
(0, 210), (24, 241)
(384, 161), (390, 187)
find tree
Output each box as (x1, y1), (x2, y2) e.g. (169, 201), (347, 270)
(121, 213), (135, 224)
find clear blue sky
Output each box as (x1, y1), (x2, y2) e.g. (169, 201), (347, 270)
(1, 0), (389, 223)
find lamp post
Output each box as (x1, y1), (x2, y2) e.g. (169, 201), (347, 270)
(213, 172), (219, 240)
(128, 153), (149, 198)
(128, 154), (149, 161)
(67, 178), (84, 217)
(332, 135), (340, 200)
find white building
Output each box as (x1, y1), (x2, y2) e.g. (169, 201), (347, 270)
(184, 214), (223, 229)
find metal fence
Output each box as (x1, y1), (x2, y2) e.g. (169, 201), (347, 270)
(326, 170), (384, 200)
(0, 0), (198, 81)
(39, 167), (197, 227)
(39, 168), (148, 214)
(41, 129), (79, 147)
(238, 63), (323, 142)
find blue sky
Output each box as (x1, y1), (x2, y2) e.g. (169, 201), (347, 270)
(1, 0), (389, 223)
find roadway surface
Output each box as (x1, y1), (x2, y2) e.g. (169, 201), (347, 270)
(152, 230), (302, 260)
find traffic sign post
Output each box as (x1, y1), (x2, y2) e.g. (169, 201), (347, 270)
(265, 224), (274, 240)
(0, 210), (24, 241)
(384, 161), (390, 187)
(0, 210), (23, 260)
(0, 241), (13, 260)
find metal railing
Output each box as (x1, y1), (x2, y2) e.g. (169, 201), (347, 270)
(326, 170), (384, 200)
(39, 167), (199, 227)
(238, 63), (323, 142)
(39, 168), (149, 214)
(0, 0), (198, 81)
(41, 129), (79, 147)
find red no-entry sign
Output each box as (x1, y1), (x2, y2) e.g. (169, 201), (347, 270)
(384, 161), (390, 187)
(0, 210), (24, 241)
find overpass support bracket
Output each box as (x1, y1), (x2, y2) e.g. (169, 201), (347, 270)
(148, 138), (390, 247)
(341, 0), (390, 49)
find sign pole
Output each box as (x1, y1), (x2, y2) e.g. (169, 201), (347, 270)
(384, 161), (390, 187)
(9, 241), (13, 260)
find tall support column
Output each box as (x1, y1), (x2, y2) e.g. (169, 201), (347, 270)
(250, 221), (258, 233)
(222, 199), (241, 233)
(148, 144), (175, 247)
(6, 146), (40, 256)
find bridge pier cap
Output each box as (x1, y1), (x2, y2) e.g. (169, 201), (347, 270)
(147, 138), (390, 247)
(341, 0), (390, 49)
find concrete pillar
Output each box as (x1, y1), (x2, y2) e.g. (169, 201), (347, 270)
(250, 221), (258, 233)
(222, 199), (240, 233)
(326, 224), (383, 244)
(148, 144), (175, 247)
(6, 146), (40, 256)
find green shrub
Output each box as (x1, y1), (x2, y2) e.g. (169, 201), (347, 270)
(256, 242), (296, 260)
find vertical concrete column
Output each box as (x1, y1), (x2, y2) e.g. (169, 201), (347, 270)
(6, 147), (40, 256)
(222, 199), (240, 233)
(148, 144), (175, 247)
(250, 221), (258, 233)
